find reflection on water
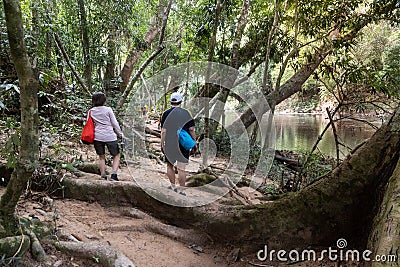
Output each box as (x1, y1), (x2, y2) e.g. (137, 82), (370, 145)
(274, 114), (380, 158)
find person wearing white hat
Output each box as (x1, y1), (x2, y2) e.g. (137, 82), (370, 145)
(160, 91), (197, 195)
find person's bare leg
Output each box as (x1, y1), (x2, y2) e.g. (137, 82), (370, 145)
(176, 161), (188, 194)
(99, 154), (106, 179)
(166, 162), (176, 186)
(112, 153), (120, 173)
(177, 169), (187, 186)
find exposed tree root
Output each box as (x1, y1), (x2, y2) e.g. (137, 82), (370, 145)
(119, 207), (209, 245)
(53, 240), (136, 267)
(25, 228), (47, 262)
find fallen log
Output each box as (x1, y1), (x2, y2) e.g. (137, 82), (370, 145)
(145, 126), (161, 138)
(274, 151), (302, 167)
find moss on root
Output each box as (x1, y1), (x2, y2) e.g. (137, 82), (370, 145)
(0, 235), (30, 258)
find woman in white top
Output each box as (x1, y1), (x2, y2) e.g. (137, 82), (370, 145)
(89, 92), (123, 181)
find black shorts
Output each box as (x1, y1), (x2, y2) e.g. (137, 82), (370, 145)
(93, 140), (120, 156)
(164, 143), (190, 165)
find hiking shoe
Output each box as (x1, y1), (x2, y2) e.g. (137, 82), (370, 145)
(101, 175), (107, 181)
(168, 185), (178, 192)
(110, 174), (119, 181)
(179, 191), (186, 196)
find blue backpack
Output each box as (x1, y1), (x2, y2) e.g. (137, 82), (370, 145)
(177, 128), (196, 150)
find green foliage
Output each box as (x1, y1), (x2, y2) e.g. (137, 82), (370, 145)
(0, 83), (20, 115)
(382, 34), (400, 93)
(313, 22), (400, 110)
(245, 1), (292, 65)
(0, 118), (20, 169)
(299, 151), (333, 186)
(212, 128), (266, 171)
(212, 129), (231, 156)
(35, 71), (91, 139)
(259, 183), (279, 195)
(247, 143), (262, 170)
(287, 83), (321, 113)
(297, 0), (364, 38)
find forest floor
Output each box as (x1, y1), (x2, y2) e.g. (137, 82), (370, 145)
(0, 119), (357, 267)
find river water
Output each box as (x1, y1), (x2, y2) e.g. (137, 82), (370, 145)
(273, 113), (381, 158)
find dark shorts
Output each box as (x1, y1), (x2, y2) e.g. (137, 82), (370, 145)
(93, 140), (119, 156)
(164, 143), (190, 165)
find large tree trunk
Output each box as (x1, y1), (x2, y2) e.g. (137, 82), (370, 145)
(0, 0), (39, 236)
(368, 158), (400, 266)
(222, 108), (400, 248)
(212, 0), (249, 100)
(209, 107), (400, 250)
(118, 20), (160, 93)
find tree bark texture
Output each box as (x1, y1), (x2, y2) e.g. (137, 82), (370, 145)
(0, 0), (39, 236)
(118, 26), (159, 93)
(368, 159), (400, 266)
(213, 107), (400, 250)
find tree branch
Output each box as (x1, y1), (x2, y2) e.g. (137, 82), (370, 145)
(116, 0), (172, 112)
(53, 33), (90, 96)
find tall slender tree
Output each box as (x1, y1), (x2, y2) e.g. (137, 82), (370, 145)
(77, 0), (92, 90)
(0, 0), (39, 236)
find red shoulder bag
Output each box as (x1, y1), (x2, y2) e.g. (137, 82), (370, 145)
(80, 110), (95, 144)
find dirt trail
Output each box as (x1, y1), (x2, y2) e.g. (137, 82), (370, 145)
(9, 157), (249, 267)
(17, 195), (231, 267)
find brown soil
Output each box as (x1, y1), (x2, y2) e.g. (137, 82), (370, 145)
(13, 191), (237, 267)
(11, 187), (360, 267)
